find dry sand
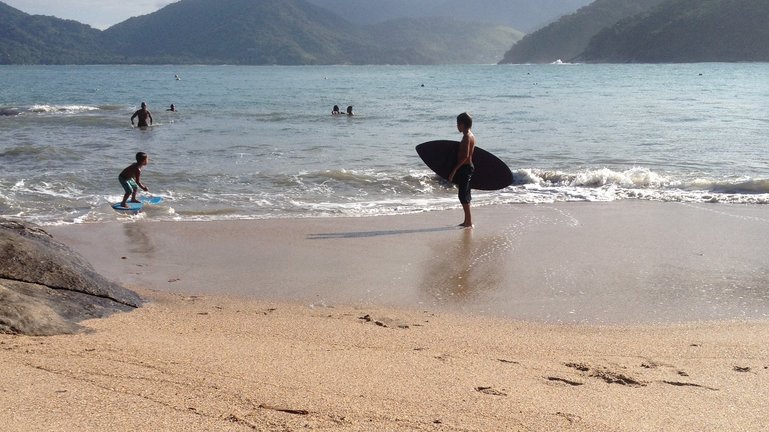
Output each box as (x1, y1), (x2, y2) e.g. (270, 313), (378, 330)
(3, 202), (769, 430)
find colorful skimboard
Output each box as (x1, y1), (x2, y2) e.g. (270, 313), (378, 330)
(141, 196), (164, 205)
(111, 201), (143, 214)
(416, 140), (513, 190)
(111, 196), (164, 214)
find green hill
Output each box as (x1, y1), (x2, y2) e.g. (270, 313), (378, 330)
(499, 0), (667, 64)
(102, 0), (519, 65)
(101, 0), (372, 64)
(579, 0), (769, 62)
(0, 0), (520, 65)
(0, 2), (113, 64)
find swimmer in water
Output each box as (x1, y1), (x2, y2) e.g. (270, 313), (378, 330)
(130, 102), (153, 128)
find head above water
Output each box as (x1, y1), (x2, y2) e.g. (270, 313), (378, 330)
(140, 102), (147, 108)
(136, 152), (148, 164)
(457, 112), (472, 129)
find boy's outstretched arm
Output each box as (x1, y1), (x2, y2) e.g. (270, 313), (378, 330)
(135, 171), (149, 191)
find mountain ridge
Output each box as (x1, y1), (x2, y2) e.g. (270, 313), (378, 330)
(0, 1), (115, 64)
(579, 0), (769, 62)
(500, 0), (769, 64)
(0, 0), (521, 65)
(305, 0), (592, 32)
(499, 0), (667, 64)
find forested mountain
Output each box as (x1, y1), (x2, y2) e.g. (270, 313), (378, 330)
(579, 0), (769, 62)
(0, 2), (113, 64)
(499, 0), (667, 64)
(306, 0), (593, 32)
(6, 0), (764, 65)
(0, 0), (520, 65)
(101, 0), (371, 64)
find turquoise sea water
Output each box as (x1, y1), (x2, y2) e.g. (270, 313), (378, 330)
(1, 63), (768, 225)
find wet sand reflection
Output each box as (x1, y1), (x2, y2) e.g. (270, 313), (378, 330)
(420, 227), (512, 305)
(121, 222), (156, 256)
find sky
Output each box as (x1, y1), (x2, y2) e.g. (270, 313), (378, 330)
(3, 0), (174, 30)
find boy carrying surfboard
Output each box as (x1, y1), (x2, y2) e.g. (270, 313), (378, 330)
(448, 112), (475, 228)
(118, 152), (150, 208)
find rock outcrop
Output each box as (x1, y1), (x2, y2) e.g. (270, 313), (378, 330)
(0, 219), (142, 336)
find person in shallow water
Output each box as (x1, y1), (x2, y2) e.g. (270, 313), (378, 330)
(346, 105), (354, 116)
(448, 112), (475, 228)
(331, 105), (341, 115)
(131, 102), (153, 127)
(118, 152), (150, 208)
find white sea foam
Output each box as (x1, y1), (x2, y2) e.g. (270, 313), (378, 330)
(3, 64), (769, 224)
(27, 104), (100, 114)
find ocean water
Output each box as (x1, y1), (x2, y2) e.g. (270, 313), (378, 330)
(1, 63), (768, 225)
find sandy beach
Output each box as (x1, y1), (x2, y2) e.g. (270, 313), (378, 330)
(3, 201), (769, 430)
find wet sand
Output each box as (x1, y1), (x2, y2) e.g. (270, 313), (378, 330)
(48, 201), (769, 324)
(2, 201), (768, 431)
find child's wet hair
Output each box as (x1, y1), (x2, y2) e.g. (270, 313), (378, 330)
(136, 152), (148, 163)
(457, 112), (472, 129)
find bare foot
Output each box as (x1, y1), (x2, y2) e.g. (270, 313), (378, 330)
(120, 202), (129, 208)
(129, 199), (141, 203)
(458, 222), (474, 229)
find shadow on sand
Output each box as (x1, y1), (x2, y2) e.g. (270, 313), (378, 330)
(307, 225), (459, 240)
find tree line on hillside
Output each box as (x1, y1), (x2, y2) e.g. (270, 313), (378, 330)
(2, 0), (766, 65)
(0, 0), (520, 65)
(500, 0), (769, 64)
(578, 0), (769, 62)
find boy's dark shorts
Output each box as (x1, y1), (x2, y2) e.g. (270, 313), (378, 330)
(455, 164), (474, 204)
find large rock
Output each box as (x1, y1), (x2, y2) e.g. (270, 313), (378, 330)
(0, 219), (142, 336)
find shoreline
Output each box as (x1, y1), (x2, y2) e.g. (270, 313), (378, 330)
(47, 200), (769, 324)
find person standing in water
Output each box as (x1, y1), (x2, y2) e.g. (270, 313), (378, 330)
(448, 112), (475, 228)
(130, 102), (153, 128)
(118, 152), (150, 208)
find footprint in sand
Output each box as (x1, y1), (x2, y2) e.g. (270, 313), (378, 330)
(546, 376), (584, 386)
(358, 314), (411, 329)
(564, 362), (645, 387)
(475, 386), (507, 396)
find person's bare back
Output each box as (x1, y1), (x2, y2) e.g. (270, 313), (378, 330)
(119, 163), (142, 181)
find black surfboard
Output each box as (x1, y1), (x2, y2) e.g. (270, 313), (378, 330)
(416, 140), (513, 191)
